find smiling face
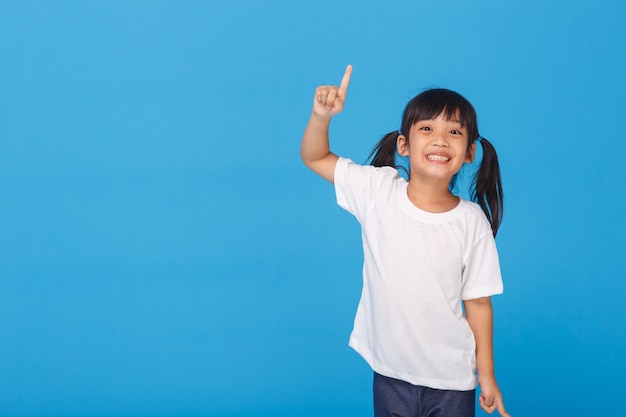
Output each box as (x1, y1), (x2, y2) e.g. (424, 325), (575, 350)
(397, 110), (475, 186)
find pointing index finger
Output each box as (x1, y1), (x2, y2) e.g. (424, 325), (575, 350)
(339, 64), (352, 93)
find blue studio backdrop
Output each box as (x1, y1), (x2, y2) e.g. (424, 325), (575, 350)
(1, 1), (625, 416)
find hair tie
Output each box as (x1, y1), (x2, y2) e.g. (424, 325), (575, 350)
(475, 135), (483, 143)
(398, 129), (403, 136)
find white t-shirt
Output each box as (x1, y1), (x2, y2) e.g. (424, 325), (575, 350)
(334, 157), (503, 391)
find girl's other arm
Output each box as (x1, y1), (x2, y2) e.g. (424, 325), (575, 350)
(465, 297), (511, 417)
(300, 65), (352, 183)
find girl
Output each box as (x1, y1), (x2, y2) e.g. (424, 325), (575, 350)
(301, 65), (510, 417)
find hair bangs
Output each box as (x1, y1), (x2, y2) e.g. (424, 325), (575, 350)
(401, 89), (478, 139)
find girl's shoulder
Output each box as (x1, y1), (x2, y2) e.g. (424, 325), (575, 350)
(335, 157), (404, 219)
(458, 198), (495, 238)
(458, 199), (484, 216)
(337, 157), (403, 183)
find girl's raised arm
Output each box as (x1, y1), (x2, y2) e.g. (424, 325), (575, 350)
(300, 65), (352, 183)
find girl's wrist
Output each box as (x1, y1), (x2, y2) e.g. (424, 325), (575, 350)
(310, 111), (333, 122)
(478, 373), (496, 385)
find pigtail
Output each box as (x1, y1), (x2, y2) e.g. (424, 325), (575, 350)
(472, 137), (504, 237)
(368, 131), (401, 168)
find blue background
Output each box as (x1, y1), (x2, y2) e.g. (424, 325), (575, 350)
(1, 1), (625, 416)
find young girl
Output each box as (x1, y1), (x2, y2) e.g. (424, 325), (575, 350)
(301, 65), (510, 417)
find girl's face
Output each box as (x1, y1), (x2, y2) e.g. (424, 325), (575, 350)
(397, 111), (475, 185)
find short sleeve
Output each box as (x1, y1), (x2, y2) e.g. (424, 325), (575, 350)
(460, 233), (504, 300)
(334, 157), (378, 222)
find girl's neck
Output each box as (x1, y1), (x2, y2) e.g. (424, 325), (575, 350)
(406, 178), (459, 213)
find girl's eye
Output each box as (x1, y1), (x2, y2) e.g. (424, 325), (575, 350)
(420, 127), (431, 131)
(450, 130), (461, 135)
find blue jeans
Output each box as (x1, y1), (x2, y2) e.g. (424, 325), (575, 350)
(373, 372), (475, 417)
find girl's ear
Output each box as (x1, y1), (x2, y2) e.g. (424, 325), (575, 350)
(465, 142), (476, 163)
(397, 135), (409, 156)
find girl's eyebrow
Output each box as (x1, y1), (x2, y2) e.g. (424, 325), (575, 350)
(447, 120), (466, 129)
(418, 118), (463, 125)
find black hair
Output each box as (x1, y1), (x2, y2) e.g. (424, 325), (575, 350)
(368, 88), (504, 236)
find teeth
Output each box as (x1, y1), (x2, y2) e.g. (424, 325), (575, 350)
(427, 155), (449, 162)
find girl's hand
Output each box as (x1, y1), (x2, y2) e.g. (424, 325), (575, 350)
(478, 375), (511, 416)
(312, 64), (352, 119)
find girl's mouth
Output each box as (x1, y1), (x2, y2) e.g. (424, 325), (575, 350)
(426, 154), (450, 162)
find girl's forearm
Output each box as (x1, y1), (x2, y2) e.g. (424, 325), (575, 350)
(465, 297), (510, 416)
(301, 113), (333, 164)
(464, 297), (495, 379)
(300, 113), (338, 183)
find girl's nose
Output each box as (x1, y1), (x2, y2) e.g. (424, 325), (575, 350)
(432, 132), (449, 146)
